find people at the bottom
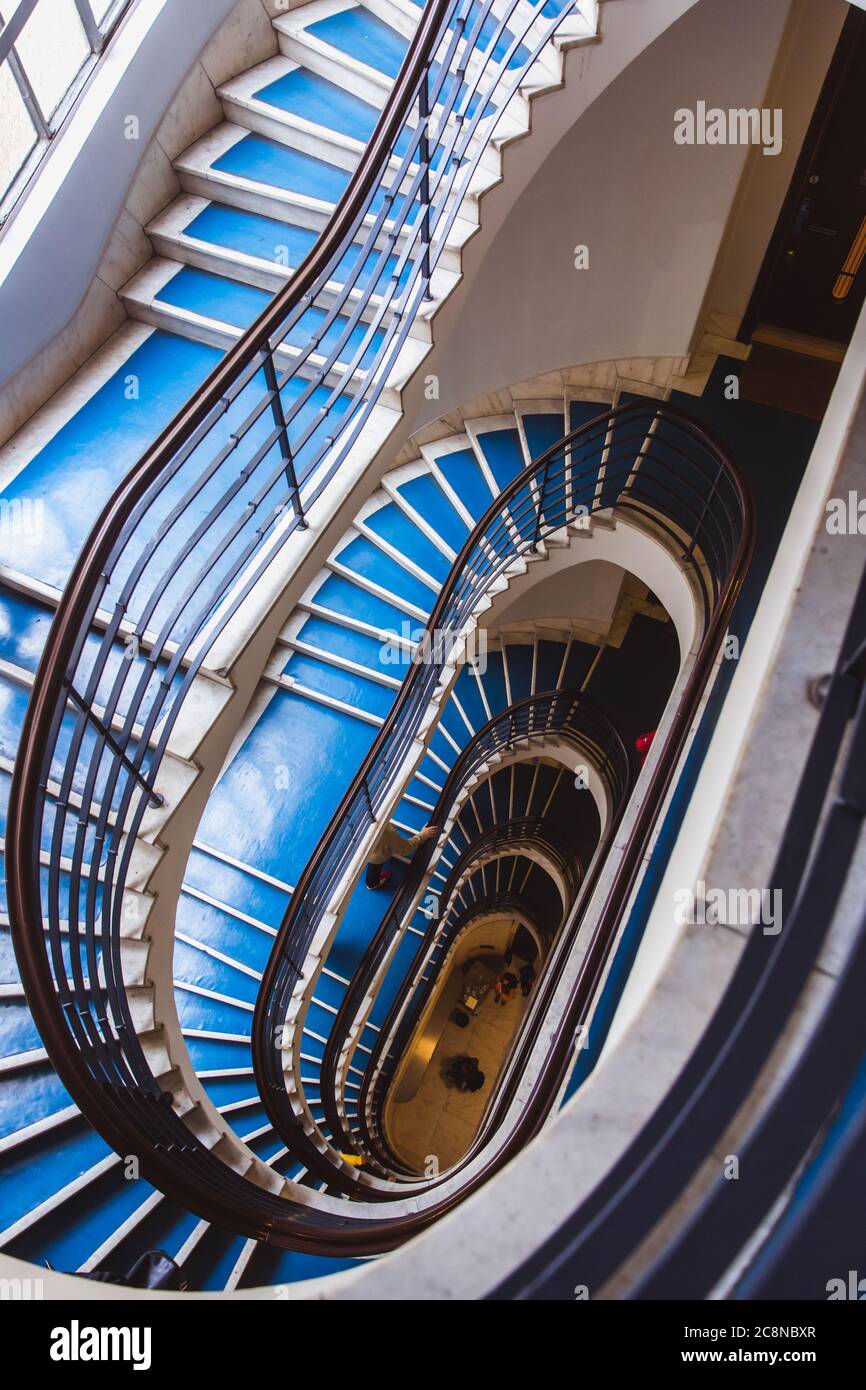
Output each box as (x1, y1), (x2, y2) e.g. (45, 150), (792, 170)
(493, 971), (518, 1006)
(519, 962), (536, 997)
(365, 822), (438, 889)
(443, 1055), (485, 1093)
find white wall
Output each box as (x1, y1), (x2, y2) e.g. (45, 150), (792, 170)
(412, 0), (797, 425)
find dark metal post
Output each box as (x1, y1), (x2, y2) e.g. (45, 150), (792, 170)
(532, 457), (552, 552)
(263, 348), (308, 530)
(419, 71), (432, 298)
(63, 680), (164, 808)
(683, 458), (724, 563)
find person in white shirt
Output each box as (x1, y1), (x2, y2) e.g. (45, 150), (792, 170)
(365, 822), (438, 889)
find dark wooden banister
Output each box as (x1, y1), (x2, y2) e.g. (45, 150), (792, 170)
(4, 0), (756, 1256)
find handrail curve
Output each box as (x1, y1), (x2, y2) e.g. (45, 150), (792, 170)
(5, 0), (757, 1255)
(310, 686), (630, 1170)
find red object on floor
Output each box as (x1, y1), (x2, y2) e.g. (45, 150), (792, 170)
(635, 730), (657, 764)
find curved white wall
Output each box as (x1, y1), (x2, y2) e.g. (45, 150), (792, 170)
(409, 0), (796, 426)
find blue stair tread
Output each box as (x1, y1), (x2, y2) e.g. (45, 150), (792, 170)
(478, 650), (507, 711)
(213, 132), (350, 204)
(438, 701), (473, 749)
(183, 1033), (252, 1073)
(186, 202), (405, 292)
(96, 1201), (201, 1276)
(412, 753), (445, 790)
(398, 473), (470, 551)
(172, 938), (260, 1007)
(196, 687), (376, 885)
(181, 1227), (250, 1291)
(451, 664), (488, 729)
(285, 650), (395, 718)
(297, 613), (410, 676)
(156, 265), (270, 327)
(503, 643), (533, 700)
(200, 1074), (261, 1110)
(368, 929), (419, 1027)
(0, 1064), (73, 1140)
(312, 573), (414, 634)
(568, 398), (611, 508)
(175, 989), (252, 1036)
(522, 411), (565, 462)
(0, 332), (219, 591)
(0, 929), (20, 986)
(426, 725), (458, 768)
(0, 1000), (45, 1059)
(337, 535), (436, 612)
(562, 638), (596, 689)
(392, 799), (429, 833)
(522, 411), (569, 525)
(256, 66), (381, 142)
(434, 448), (494, 521)
(536, 639), (566, 691)
(475, 426), (525, 492)
(156, 266), (385, 364)
(0, 1121), (106, 1207)
(363, 501), (451, 580)
(181, 845), (289, 922)
(187, 202), (318, 264)
(306, 8), (409, 79)
(488, 767), (511, 822)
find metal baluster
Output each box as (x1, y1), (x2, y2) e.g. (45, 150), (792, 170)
(263, 348), (308, 530)
(531, 454), (552, 552)
(683, 456), (724, 564)
(63, 679), (164, 808)
(419, 70), (433, 299)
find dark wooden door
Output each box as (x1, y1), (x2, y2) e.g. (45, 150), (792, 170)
(747, 10), (866, 345)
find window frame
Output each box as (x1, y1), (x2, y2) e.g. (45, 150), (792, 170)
(0, 0), (136, 227)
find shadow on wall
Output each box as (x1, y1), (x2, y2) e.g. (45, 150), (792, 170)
(418, 0), (808, 423)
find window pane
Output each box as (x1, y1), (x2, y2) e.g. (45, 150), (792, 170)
(89, 0), (118, 25)
(15, 0), (90, 120)
(0, 59), (38, 201)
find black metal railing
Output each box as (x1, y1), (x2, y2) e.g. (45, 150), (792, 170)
(436, 815), (582, 903)
(356, 823), (581, 1177)
(7, 7), (757, 1253)
(8, 0), (624, 1254)
(7, 391), (753, 1250)
(308, 686), (625, 1173)
(254, 398), (753, 1174)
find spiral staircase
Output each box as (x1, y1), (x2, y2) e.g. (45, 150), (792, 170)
(1, 0), (864, 1304)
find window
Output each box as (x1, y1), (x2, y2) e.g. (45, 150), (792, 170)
(0, 0), (136, 224)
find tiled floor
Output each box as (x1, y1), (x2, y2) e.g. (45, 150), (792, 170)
(387, 963), (530, 1173)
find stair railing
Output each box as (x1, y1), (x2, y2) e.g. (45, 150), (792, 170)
(255, 400), (753, 1172)
(306, 687), (631, 1173)
(354, 820), (582, 1177)
(6, 1), (755, 1250)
